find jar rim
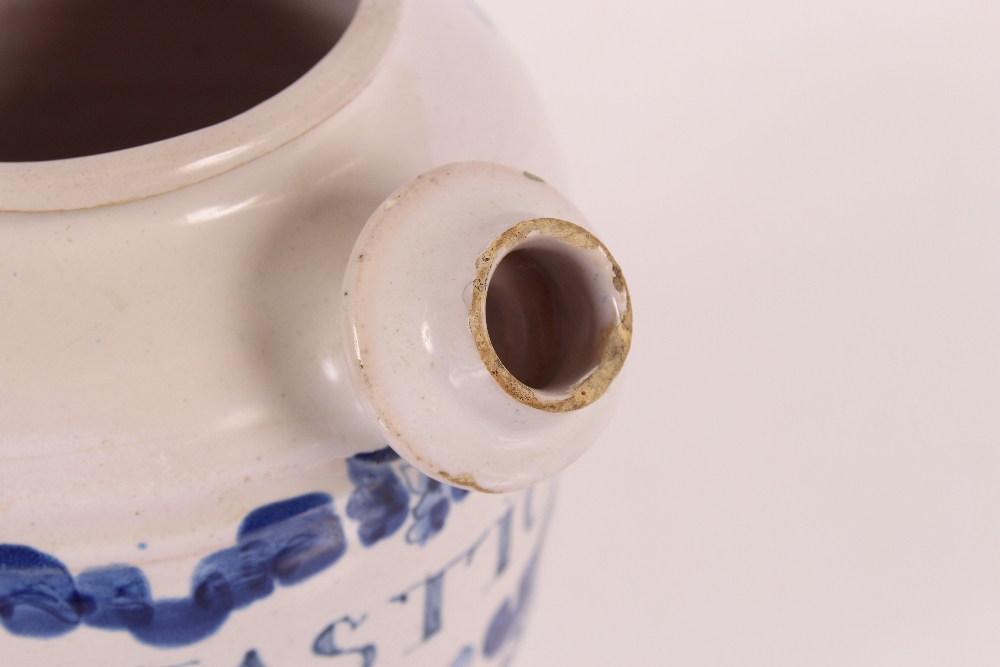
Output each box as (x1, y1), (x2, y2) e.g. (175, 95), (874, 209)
(0, 0), (403, 213)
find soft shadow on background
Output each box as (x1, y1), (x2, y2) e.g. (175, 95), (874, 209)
(476, 1), (999, 665)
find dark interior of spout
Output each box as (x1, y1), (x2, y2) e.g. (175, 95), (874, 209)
(0, 0), (358, 161)
(485, 244), (607, 392)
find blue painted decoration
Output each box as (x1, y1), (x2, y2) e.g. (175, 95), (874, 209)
(350, 447), (401, 465)
(384, 495), (541, 658)
(0, 493), (346, 647)
(0, 545), (81, 638)
(0, 446), (504, 653)
(450, 645), (475, 667)
(240, 649), (266, 667)
(236, 492), (346, 586)
(495, 509), (512, 577)
(407, 480), (452, 546)
(76, 564), (153, 630)
(423, 572), (445, 641)
(346, 448), (410, 547)
(313, 616), (377, 667)
(345, 447), (470, 549)
(404, 476), (469, 547)
(482, 555), (538, 659)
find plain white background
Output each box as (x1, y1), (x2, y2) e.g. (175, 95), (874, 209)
(474, 1), (999, 665)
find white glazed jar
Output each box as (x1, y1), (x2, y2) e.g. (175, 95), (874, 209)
(0, 0), (631, 665)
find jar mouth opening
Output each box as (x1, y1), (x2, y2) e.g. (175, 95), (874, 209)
(471, 218), (632, 413)
(0, 0), (402, 212)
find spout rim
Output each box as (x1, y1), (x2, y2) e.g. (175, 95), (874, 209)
(469, 217), (632, 413)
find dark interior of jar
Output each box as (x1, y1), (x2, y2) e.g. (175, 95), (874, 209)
(485, 244), (609, 393)
(0, 0), (358, 162)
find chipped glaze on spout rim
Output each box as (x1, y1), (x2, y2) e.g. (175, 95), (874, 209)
(469, 217), (632, 413)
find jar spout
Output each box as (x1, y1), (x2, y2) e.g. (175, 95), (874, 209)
(342, 162), (632, 493)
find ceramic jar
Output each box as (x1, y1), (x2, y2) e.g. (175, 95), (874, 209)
(0, 0), (631, 664)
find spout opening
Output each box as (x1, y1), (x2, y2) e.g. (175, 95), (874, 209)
(471, 218), (632, 413)
(485, 244), (602, 392)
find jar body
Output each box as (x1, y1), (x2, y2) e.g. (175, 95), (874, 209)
(0, 0), (566, 663)
(4, 452), (558, 666)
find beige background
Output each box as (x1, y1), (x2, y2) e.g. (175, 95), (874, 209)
(474, 1), (999, 665)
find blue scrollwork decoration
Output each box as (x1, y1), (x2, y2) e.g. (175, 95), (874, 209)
(345, 447), (470, 548)
(0, 493), (346, 647)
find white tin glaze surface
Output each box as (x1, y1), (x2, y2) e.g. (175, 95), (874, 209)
(0, 0), (629, 664)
